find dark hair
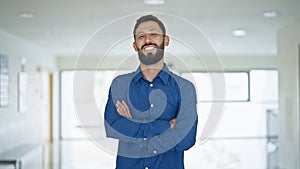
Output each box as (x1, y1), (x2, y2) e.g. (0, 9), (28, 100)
(133, 15), (166, 39)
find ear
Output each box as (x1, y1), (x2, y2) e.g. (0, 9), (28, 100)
(133, 42), (138, 52)
(164, 35), (170, 47)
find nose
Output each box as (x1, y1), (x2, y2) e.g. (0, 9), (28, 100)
(144, 33), (152, 44)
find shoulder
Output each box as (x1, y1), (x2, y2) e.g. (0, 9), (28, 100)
(109, 71), (137, 99)
(111, 71), (136, 85)
(110, 71), (138, 92)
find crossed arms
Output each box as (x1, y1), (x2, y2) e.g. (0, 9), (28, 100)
(116, 100), (177, 129)
(104, 78), (198, 154)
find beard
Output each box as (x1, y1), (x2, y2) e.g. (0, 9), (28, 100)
(138, 42), (164, 65)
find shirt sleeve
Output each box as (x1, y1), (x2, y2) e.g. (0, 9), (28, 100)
(104, 87), (171, 141)
(145, 81), (198, 154)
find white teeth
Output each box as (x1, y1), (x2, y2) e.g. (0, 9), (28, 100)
(144, 46), (155, 51)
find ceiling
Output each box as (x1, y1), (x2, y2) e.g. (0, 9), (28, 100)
(0, 0), (300, 58)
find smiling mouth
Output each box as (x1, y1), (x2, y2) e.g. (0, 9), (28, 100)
(142, 45), (157, 53)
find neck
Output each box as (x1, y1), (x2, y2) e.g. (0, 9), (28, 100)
(140, 59), (164, 82)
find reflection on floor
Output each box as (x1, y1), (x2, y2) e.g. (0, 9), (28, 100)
(44, 138), (273, 169)
(44, 140), (115, 169)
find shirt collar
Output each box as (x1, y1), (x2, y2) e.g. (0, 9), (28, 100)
(132, 63), (171, 85)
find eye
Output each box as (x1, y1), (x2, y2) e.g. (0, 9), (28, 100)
(151, 33), (159, 36)
(136, 34), (145, 39)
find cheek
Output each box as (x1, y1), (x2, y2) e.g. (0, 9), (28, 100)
(137, 43), (145, 50)
(134, 42), (142, 51)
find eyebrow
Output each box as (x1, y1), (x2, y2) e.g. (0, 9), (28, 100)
(136, 28), (161, 34)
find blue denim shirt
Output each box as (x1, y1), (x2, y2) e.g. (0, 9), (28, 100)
(104, 65), (198, 169)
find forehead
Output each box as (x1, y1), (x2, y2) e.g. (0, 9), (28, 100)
(135, 21), (163, 34)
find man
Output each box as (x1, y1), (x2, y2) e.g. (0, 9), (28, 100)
(104, 15), (198, 169)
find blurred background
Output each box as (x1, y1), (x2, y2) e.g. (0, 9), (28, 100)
(0, 0), (299, 169)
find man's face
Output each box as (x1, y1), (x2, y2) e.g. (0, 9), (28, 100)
(133, 21), (169, 65)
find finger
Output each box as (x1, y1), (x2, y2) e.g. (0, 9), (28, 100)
(116, 101), (126, 116)
(119, 102), (131, 118)
(118, 102), (127, 115)
(116, 101), (131, 118)
(170, 118), (176, 129)
(122, 101), (132, 118)
(116, 107), (125, 116)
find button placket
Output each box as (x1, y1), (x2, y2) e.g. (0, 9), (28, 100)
(149, 82), (154, 109)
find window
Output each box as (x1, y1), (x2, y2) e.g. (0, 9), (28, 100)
(60, 70), (132, 139)
(181, 72), (249, 102)
(182, 70), (278, 169)
(250, 70), (279, 102)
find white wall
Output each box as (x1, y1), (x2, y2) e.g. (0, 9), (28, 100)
(57, 55), (278, 72)
(278, 19), (300, 169)
(0, 27), (57, 151)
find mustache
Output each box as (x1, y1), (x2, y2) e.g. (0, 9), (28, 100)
(141, 43), (158, 49)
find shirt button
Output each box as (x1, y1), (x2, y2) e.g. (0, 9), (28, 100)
(153, 150), (157, 154)
(140, 145), (143, 147)
(150, 104), (154, 108)
(143, 138), (147, 141)
(145, 167), (149, 169)
(150, 83), (153, 87)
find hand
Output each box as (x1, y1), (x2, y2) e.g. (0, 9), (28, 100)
(170, 118), (176, 129)
(116, 100), (132, 118)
